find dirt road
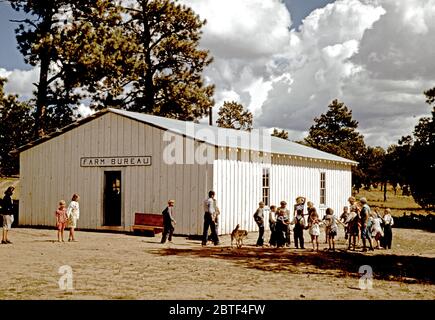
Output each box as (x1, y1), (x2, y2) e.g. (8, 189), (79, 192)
(1, 227), (434, 299)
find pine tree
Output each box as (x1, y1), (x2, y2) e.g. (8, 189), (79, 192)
(10, 0), (215, 133)
(216, 101), (253, 131)
(121, 0), (215, 121)
(271, 128), (289, 140)
(304, 99), (367, 190)
(407, 89), (435, 208)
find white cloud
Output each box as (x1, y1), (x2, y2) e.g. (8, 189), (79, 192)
(186, 0), (434, 148)
(258, 0), (386, 137)
(181, 0), (292, 117)
(182, 0), (292, 59)
(0, 67), (39, 100)
(76, 104), (94, 117)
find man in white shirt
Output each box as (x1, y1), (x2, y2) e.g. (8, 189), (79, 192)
(202, 191), (219, 246)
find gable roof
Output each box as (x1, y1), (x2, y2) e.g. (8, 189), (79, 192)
(14, 108), (357, 165)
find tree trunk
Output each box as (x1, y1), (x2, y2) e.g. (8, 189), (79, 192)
(142, 4), (155, 113)
(34, 52), (50, 138)
(209, 106), (213, 125)
(33, 9), (55, 139)
(383, 181), (387, 202)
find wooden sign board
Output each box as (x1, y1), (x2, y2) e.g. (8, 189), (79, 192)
(80, 156), (152, 167)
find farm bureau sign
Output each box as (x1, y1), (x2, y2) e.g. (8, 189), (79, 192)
(80, 156), (151, 167)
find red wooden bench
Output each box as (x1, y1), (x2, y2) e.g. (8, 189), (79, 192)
(132, 213), (164, 236)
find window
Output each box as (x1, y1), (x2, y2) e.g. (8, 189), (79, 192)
(320, 172), (326, 205)
(262, 168), (270, 206)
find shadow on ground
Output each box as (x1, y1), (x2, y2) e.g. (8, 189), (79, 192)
(150, 246), (435, 285)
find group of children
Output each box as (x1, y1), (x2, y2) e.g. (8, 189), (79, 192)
(340, 196), (394, 252)
(264, 198), (342, 251)
(54, 194), (80, 242)
(1, 188), (80, 244)
(257, 196), (394, 252)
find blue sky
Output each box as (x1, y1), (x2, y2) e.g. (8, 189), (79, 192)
(1, 0), (434, 148)
(0, 1), (29, 70)
(284, 0), (336, 29)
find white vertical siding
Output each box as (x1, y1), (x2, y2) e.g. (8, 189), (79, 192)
(213, 153), (352, 234)
(19, 113), (213, 235)
(270, 156), (351, 220)
(213, 158), (263, 235)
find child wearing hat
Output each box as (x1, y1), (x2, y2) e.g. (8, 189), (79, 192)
(161, 200), (176, 244)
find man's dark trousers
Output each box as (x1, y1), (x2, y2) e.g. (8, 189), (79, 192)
(202, 213), (219, 245)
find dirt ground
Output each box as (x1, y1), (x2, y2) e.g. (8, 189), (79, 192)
(0, 226), (434, 300)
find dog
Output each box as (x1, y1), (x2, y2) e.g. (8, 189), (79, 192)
(231, 224), (248, 248)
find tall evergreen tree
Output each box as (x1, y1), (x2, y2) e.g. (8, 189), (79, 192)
(304, 99), (367, 190)
(383, 136), (413, 189)
(216, 101), (253, 131)
(383, 87), (435, 208)
(10, 0), (83, 136)
(304, 99), (366, 159)
(122, 0), (215, 120)
(9, 0), (133, 136)
(10, 0), (215, 133)
(407, 90), (435, 208)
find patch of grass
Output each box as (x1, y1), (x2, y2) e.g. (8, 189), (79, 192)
(355, 185), (433, 217)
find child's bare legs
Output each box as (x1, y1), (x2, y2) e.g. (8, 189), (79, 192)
(362, 237), (373, 251)
(69, 227), (75, 241)
(368, 237), (374, 250)
(60, 228), (65, 242)
(57, 229), (61, 242)
(329, 236), (335, 251)
(314, 236), (319, 251)
(2, 229), (8, 242)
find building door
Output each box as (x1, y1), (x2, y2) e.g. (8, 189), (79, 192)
(104, 171), (122, 226)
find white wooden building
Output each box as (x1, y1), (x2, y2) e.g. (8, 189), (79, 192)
(16, 108), (357, 235)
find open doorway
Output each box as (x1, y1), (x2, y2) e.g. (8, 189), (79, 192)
(103, 171), (122, 226)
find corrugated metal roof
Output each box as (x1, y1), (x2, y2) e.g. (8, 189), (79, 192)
(14, 108), (357, 165)
(109, 108), (357, 165)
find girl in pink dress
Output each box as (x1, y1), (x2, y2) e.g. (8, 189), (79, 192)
(55, 200), (68, 242)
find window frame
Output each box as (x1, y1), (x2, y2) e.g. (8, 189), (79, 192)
(262, 167), (270, 206)
(320, 171), (326, 206)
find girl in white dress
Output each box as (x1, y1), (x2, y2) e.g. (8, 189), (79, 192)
(371, 212), (384, 249)
(67, 193), (80, 242)
(308, 207), (320, 251)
